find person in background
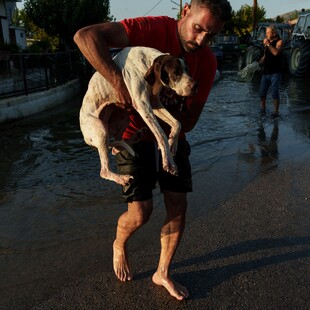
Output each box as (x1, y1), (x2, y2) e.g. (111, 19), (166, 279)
(74, 0), (232, 301)
(258, 25), (284, 118)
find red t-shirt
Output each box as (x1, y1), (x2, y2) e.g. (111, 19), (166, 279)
(120, 16), (217, 140)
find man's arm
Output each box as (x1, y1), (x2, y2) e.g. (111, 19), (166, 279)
(259, 55), (265, 65)
(73, 22), (132, 108)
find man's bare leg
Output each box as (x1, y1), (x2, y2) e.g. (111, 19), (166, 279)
(260, 97), (266, 113)
(114, 199), (153, 281)
(152, 191), (189, 300)
(273, 99), (280, 115)
(113, 240), (131, 282)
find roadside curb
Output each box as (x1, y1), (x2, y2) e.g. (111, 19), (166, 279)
(0, 79), (81, 124)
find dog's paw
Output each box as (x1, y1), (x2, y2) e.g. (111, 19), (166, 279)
(121, 175), (134, 186)
(163, 162), (178, 176)
(113, 174), (134, 186)
(168, 138), (178, 157)
(169, 167), (178, 176)
(100, 170), (134, 186)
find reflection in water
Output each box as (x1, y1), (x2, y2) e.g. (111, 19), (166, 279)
(238, 120), (279, 169)
(288, 78), (310, 109)
(257, 121), (279, 164)
(0, 100), (122, 250)
(1, 70), (310, 251)
(0, 62), (309, 310)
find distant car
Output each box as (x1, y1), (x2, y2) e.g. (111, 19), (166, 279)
(211, 34), (241, 60)
(210, 45), (223, 69)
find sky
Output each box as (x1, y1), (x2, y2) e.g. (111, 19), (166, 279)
(17, 0), (309, 21)
(109, 0), (309, 20)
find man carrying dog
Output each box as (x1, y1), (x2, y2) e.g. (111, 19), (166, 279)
(74, 0), (232, 300)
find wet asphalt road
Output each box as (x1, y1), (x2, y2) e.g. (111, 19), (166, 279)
(1, 65), (310, 309)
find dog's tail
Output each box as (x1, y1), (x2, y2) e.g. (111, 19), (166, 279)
(110, 140), (135, 156)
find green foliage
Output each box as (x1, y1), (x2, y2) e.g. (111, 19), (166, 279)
(275, 15), (285, 23)
(23, 0), (112, 48)
(231, 4), (266, 43)
(25, 39), (57, 53)
(12, 7), (22, 27)
(13, 8), (59, 52)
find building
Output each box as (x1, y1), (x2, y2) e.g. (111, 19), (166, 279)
(0, 0), (26, 49)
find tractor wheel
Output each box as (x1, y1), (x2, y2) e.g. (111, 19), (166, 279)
(289, 40), (310, 77)
(245, 46), (262, 65)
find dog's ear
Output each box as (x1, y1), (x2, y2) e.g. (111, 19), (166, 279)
(144, 55), (166, 86)
(160, 66), (169, 85)
(157, 55), (170, 86)
(144, 64), (156, 86)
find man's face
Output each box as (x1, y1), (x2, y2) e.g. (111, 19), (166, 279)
(266, 28), (275, 41)
(178, 4), (224, 53)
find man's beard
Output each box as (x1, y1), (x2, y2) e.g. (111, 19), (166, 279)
(181, 39), (203, 53)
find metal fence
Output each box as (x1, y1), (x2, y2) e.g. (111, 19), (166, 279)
(0, 50), (81, 100)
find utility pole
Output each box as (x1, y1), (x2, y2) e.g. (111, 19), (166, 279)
(171, 0), (183, 18)
(252, 0), (258, 31)
(179, 0), (183, 17)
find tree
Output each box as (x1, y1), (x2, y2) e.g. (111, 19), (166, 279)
(275, 15), (284, 23)
(232, 4), (266, 43)
(24, 0), (112, 50)
(13, 8), (59, 51)
(252, 0), (257, 31)
(171, 0), (182, 20)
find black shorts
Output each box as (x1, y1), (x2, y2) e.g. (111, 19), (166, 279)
(116, 139), (192, 202)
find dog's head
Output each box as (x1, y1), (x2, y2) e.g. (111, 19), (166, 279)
(144, 54), (198, 97)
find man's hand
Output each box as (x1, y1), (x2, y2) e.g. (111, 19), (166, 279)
(263, 38), (270, 46)
(113, 76), (133, 111)
(74, 22), (132, 111)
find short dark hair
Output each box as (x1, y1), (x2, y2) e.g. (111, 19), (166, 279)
(190, 0), (232, 22)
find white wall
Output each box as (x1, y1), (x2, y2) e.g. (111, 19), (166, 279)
(1, 1), (25, 46)
(13, 26), (26, 48)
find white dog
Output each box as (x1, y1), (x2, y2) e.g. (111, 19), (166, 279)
(80, 47), (197, 186)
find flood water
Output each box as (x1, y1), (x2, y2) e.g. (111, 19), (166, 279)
(1, 64), (310, 253)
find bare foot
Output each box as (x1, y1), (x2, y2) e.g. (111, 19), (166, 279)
(113, 240), (132, 282)
(152, 271), (189, 300)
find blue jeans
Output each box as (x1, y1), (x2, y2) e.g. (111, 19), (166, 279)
(259, 73), (281, 100)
